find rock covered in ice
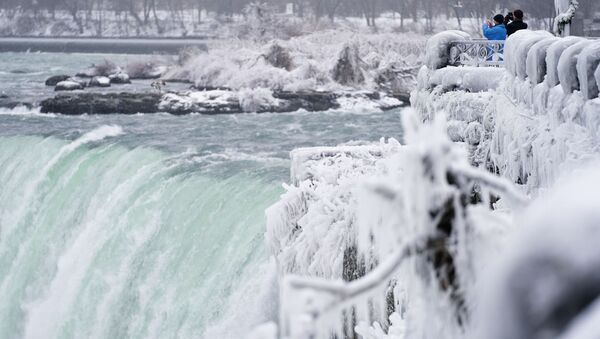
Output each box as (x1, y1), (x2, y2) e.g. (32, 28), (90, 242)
(108, 73), (131, 84)
(545, 36), (584, 88)
(576, 41), (600, 100)
(88, 76), (111, 88)
(558, 40), (593, 94)
(478, 165), (600, 339)
(425, 30), (470, 70)
(55, 80), (84, 91)
(45, 75), (71, 86)
(526, 37), (559, 85)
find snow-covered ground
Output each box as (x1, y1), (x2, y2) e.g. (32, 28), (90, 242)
(263, 29), (600, 339)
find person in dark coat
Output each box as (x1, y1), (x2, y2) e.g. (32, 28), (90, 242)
(506, 9), (528, 36)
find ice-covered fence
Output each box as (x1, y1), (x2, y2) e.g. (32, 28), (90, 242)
(424, 30), (505, 69)
(272, 115), (528, 339)
(448, 40), (505, 67)
(415, 29), (600, 193)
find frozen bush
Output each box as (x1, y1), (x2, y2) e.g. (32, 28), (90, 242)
(126, 60), (166, 79)
(332, 42), (365, 86)
(263, 43), (294, 71)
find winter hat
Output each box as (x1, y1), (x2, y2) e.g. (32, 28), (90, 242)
(493, 14), (505, 24)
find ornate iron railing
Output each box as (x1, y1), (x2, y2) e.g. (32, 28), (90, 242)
(448, 39), (505, 67)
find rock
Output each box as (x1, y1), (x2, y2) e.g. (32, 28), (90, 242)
(108, 73), (131, 84)
(41, 92), (162, 115)
(55, 80), (84, 91)
(272, 91), (339, 112)
(45, 75), (71, 87)
(88, 76), (111, 88)
(39, 89), (400, 115)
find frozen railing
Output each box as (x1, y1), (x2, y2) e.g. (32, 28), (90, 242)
(448, 39), (505, 67)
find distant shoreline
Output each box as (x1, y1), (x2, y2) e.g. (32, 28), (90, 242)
(0, 37), (210, 55)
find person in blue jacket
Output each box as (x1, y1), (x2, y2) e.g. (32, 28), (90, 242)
(482, 14), (507, 40)
(482, 14), (507, 62)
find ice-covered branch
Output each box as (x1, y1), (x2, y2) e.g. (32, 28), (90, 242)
(284, 235), (433, 299)
(448, 163), (529, 207)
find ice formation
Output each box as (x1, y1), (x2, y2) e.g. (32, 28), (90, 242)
(265, 29), (600, 339)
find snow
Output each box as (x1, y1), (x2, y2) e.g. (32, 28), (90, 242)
(54, 80), (84, 91)
(557, 40), (593, 94)
(526, 37), (559, 85)
(425, 30), (470, 70)
(477, 163), (600, 339)
(545, 36), (584, 88)
(264, 30), (600, 339)
(427, 66), (504, 92)
(168, 30), (425, 93)
(576, 41), (600, 99)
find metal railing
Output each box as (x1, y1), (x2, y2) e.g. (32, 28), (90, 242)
(448, 39), (505, 67)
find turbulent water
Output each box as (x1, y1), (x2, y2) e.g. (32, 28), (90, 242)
(0, 53), (404, 339)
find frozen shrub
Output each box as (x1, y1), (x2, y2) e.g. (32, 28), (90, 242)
(263, 43), (294, 71)
(177, 46), (206, 66)
(332, 42), (365, 86)
(126, 60), (166, 79)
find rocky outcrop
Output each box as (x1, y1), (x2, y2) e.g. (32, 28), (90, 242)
(88, 76), (111, 88)
(39, 89), (406, 115)
(109, 73), (131, 84)
(41, 92), (161, 114)
(55, 80), (84, 91)
(45, 75), (71, 86)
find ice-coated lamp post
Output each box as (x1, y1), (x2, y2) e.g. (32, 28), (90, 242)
(554, 0), (579, 37)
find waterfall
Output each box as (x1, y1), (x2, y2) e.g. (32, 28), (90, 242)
(0, 127), (280, 339)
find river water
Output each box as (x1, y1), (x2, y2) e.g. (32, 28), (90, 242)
(0, 52), (404, 339)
